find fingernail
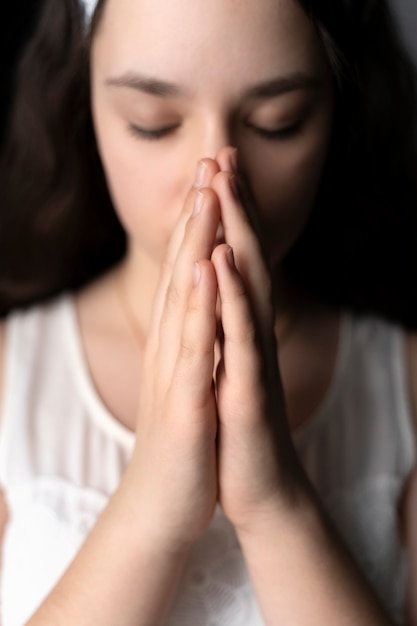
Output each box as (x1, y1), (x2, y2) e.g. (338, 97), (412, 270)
(230, 174), (239, 199)
(226, 246), (236, 269)
(230, 148), (238, 174)
(193, 190), (204, 216)
(194, 160), (207, 187)
(193, 262), (201, 286)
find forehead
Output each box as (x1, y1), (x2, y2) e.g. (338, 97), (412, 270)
(93, 0), (328, 90)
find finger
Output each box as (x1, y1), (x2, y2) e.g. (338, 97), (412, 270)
(212, 244), (263, 406)
(193, 158), (222, 189)
(213, 244), (288, 454)
(146, 186), (195, 358)
(157, 188), (221, 384)
(211, 171), (274, 335)
(169, 259), (218, 423)
(215, 148), (267, 251)
(165, 159), (221, 270)
(215, 146), (239, 175)
(147, 159), (221, 354)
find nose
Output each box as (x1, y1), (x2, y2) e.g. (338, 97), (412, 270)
(177, 114), (240, 200)
(184, 115), (237, 186)
(191, 115), (236, 169)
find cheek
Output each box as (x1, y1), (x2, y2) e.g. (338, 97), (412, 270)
(95, 118), (181, 254)
(249, 133), (330, 264)
(103, 150), (159, 234)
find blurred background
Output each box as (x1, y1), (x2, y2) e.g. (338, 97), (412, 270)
(1, 0), (417, 147)
(394, 0), (417, 62)
(0, 0), (43, 147)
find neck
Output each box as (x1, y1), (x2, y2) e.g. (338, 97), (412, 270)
(115, 242), (162, 341)
(115, 251), (311, 348)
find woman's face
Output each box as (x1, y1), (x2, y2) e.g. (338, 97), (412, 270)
(91, 0), (335, 270)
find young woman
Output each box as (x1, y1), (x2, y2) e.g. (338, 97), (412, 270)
(0, 0), (417, 624)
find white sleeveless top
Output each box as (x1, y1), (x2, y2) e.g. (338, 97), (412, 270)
(0, 294), (415, 625)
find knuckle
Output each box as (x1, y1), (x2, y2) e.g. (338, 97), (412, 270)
(238, 321), (258, 346)
(232, 279), (247, 300)
(178, 327), (213, 364)
(165, 282), (181, 310)
(186, 296), (200, 315)
(179, 338), (198, 361)
(226, 315), (258, 348)
(223, 277), (248, 310)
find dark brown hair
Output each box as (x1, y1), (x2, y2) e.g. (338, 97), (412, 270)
(285, 0), (417, 326)
(1, 0), (417, 325)
(0, 0), (125, 316)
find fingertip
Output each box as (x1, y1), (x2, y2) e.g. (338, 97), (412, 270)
(216, 146), (237, 172)
(211, 242), (230, 267)
(212, 245), (242, 291)
(193, 160), (208, 188)
(193, 258), (218, 291)
(201, 187), (223, 223)
(211, 170), (232, 196)
(193, 158), (221, 189)
(211, 170), (241, 205)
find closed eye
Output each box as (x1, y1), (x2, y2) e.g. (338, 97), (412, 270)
(249, 122), (301, 140)
(128, 123), (179, 140)
(128, 122), (301, 141)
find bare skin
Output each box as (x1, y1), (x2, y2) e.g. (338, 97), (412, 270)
(0, 0), (416, 622)
(0, 149), (409, 626)
(74, 269), (340, 435)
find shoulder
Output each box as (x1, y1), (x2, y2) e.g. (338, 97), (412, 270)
(405, 330), (417, 435)
(399, 329), (417, 622)
(0, 294), (72, 394)
(400, 330), (417, 620)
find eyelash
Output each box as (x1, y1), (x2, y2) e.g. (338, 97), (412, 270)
(128, 124), (178, 141)
(128, 122), (301, 142)
(251, 123), (301, 140)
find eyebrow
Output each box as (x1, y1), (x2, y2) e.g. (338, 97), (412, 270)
(105, 71), (322, 99)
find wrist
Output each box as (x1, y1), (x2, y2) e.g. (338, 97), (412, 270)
(234, 476), (321, 547)
(233, 482), (392, 625)
(110, 466), (195, 560)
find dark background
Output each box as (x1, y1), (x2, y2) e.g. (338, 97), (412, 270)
(0, 0), (42, 147)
